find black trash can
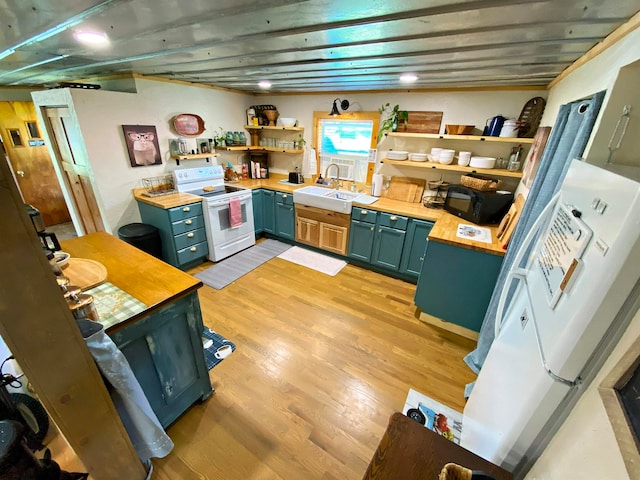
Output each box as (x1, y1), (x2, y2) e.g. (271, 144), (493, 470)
(117, 223), (162, 259)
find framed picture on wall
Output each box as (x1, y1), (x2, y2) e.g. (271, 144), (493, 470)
(521, 126), (551, 189)
(122, 125), (162, 167)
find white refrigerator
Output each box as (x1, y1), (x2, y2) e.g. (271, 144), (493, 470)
(461, 159), (640, 474)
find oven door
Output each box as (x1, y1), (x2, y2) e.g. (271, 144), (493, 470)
(203, 194), (255, 261)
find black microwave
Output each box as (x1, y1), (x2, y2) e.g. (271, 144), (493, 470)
(444, 185), (514, 225)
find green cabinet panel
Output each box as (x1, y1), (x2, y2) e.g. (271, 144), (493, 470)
(252, 190), (264, 234)
(348, 219), (376, 262)
(137, 200), (208, 270)
(415, 240), (503, 332)
(371, 225), (406, 270)
(262, 190), (276, 234)
(399, 219), (434, 279)
(275, 201), (295, 240)
(109, 292), (213, 428)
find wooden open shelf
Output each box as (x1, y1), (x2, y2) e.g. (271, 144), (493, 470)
(221, 146), (304, 154)
(244, 125), (304, 132)
(386, 132), (535, 144)
(382, 158), (523, 178)
(170, 152), (220, 165)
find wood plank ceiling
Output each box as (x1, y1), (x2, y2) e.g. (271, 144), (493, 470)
(0, 0), (638, 93)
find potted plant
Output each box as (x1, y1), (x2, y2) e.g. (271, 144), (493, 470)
(378, 103), (408, 140)
(214, 127), (226, 148)
(296, 134), (306, 150)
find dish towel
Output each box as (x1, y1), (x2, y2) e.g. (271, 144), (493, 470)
(229, 197), (242, 228)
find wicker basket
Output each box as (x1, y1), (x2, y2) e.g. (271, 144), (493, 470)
(439, 463), (473, 480)
(141, 174), (175, 196)
(460, 173), (501, 191)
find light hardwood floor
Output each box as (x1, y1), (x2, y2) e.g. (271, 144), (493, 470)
(148, 252), (478, 479)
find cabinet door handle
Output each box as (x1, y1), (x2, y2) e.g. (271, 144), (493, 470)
(187, 232), (194, 238)
(190, 246), (197, 252)
(289, 207), (293, 212)
(390, 215), (397, 221)
(361, 210), (367, 215)
(183, 207), (191, 212)
(282, 194), (287, 198)
(185, 219), (192, 225)
(370, 227), (374, 231)
(378, 229), (382, 233)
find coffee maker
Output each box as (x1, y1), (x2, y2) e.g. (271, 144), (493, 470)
(25, 204), (60, 253)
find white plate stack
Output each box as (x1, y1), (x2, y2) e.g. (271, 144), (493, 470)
(409, 152), (428, 162)
(386, 150), (409, 161)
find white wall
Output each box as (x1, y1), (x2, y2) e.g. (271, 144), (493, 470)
(63, 79), (252, 233)
(523, 26), (640, 480)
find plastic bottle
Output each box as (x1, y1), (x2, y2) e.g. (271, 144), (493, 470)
(241, 164), (248, 179)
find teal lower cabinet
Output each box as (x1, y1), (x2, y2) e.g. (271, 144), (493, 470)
(109, 291), (213, 428)
(252, 189), (264, 235)
(275, 192), (295, 240)
(370, 213), (408, 271)
(347, 208), (378, 262)
(414, 240), (503, 332)
(262, 190), (276, 234)
(137, 200), (208, 270)
(399, 219), (434, 279)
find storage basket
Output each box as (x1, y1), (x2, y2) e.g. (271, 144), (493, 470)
(141, 174), (175, 197)
(439, 463), (473, 480)
(460, 173), (501, 191)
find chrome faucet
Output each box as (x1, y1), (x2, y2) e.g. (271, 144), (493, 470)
(325, 163), (342, 189)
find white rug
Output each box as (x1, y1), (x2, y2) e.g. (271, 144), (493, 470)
(403, 388), (463, 444)
(277, 246), (346, 276)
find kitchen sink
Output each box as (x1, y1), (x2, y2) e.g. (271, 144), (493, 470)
(293, 186), (362, 213)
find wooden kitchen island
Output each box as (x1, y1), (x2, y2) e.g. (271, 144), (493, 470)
(61, 232), (213, 428)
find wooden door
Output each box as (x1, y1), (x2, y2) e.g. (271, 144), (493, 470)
(43, 107), (104, 234)
(0, 101), (70, 226)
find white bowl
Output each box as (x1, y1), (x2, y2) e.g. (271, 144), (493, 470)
(387, 150), (409, 160)
(279, 117), (297, 127)
(438, 149), (455, 164)
(469, 156), (497, 169)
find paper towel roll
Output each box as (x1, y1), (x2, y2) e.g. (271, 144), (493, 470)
(372, 174), (383, 197)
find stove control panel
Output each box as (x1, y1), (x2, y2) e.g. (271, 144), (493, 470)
(173, 165), (224, 185)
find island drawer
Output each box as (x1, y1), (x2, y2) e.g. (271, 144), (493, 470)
(174, 227), (207, 250)
(352, 208), (378, 224)
(378, 212), (408, 230)
(172, 215), (205, 235)
(177, 241), (208, 265)
(168, 202), (203, 222)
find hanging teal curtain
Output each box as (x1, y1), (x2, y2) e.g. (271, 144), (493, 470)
(464, 91), (607, 388)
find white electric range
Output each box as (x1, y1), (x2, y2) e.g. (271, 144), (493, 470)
(173, 166), (255, 262)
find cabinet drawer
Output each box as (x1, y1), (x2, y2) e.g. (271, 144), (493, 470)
(168, 203), (203, 222)
(172, 215), (205, 235)
(351, 207), (378, 224)
(177, 241), (208, 264)
(378, 212), (408, 230)
(174, 227), (207, 250)
(276, 191), (293, 206)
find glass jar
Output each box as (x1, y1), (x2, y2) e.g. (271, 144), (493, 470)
(225, 131), (234, 146)
(238, 132), (246, 146)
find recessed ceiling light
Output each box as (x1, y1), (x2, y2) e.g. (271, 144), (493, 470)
(73, 30), (109, 45)
(399, 73), (418, 83)
(258, 81), (272, 89)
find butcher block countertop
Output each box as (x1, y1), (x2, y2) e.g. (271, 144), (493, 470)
(132, 174), (505, 255)
(60, 232), (202, 333)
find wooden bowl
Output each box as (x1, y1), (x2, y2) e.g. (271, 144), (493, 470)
(445, 124), (475, 135)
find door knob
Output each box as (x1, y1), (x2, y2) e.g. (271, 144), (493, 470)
(16, 170), (25, 177)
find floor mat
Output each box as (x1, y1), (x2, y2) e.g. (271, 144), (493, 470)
(277, 246), (346, 276)
(403, 388), (463, 444)
(195, 239), (291, 289)
(202, 327), (236, 370)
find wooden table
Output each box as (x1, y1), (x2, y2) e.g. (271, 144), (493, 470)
(362, 412), (512, 480)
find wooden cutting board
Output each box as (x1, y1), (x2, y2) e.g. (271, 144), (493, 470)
(383, 176), (425, 203)
(397, 111), (443, 134)
(62, 258), (108, 290)
(498, 194), (525, 250)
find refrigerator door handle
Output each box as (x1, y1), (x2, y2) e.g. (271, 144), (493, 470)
(494, 192), (561, 338)
(511, 270), (581, 388)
